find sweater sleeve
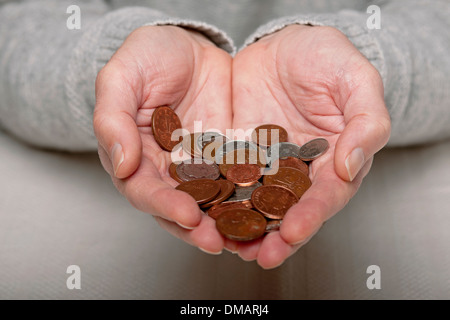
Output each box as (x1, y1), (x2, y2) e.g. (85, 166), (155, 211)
(241, 0), (450, 147)
(0, 1), (234, 151)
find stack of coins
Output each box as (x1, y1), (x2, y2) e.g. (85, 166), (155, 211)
(151, 106), (329, 242)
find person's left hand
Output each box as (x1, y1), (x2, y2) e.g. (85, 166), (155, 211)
(229, 25), (391, 269)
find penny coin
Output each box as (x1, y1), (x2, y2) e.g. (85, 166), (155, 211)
(175, 179), (220, 205)
(176, 159), (220, 181)
(265, 219), (282, 233)
(200, 179), (236, 209)
(267, 142), (303, 165)
(223, 181), (262, 203)
(226, 164), (262, 187)
(219, 163), (232, 178)
(269, 157), (309, 176)
(216, 208), (267, 241)
(251, 124), (288, 147)
(263, 167), (312, 199)
(218, 148), (267, 178)
(206, 200), (253, 219)
(299, 138), (329, 161)
(151, 106), (183, 151)
(251, 185), (298, 219)
(168, 162), (183, 183)
(181, 132), (203, 158)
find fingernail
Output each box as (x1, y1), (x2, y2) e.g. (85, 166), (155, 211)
(291, 238), (308, 246)
(345, 147), (365, 182)
(111, 143), (124, 177)
(224, 247), (238, 254)
(199, 247), (223, 255)
(176, 221), (196, 230)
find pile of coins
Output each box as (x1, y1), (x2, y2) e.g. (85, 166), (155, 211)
(151, 106), (329, 241)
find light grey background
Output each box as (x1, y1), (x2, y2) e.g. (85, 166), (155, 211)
(1, 130), (450, 299)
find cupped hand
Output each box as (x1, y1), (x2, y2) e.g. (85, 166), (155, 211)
(230, 25), (391, 268)
(93, 26), (232, 254)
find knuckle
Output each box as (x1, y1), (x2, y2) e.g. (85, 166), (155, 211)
(320, 25), (341, 35)
(317, 25), (348, 41)
(92, 109), (109, 139)
(365, 113), (391, 145)
(377, 115), (392, 142)
(365, 64), (383, 84)
(95, 64), (109, 89)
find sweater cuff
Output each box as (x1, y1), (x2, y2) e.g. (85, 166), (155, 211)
(142, 20), (235, 55)
(65, 7), (234, 150)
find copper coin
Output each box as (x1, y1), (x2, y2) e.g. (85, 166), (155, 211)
(200, 179), (236, 209)
(151, 106), (183, 151)
(226, 164), (262, 187)
(206, 200), (253, 219)
(263, 167), (312, 199)
(218, 148), (266, 178)
(265, 219), (282, 233)
(251, 124), (288, 147)
(299, 138), (329, 161)
(175, 179), (220, 204)
(251, 185), (298, 219)
(219, 163), (232, 178)
(182, 132), (203, 158)
(270, 157), (309, 176)
(216, 208), (267, 241)
(168, 162), (183, 183)
(176, 159), (220, 181)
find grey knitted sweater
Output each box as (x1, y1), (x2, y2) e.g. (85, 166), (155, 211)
(0, 0), (449, 151)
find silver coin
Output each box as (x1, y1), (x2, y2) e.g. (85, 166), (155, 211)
(222, 181), (262, 203)
(299, 138), (329, 161)
(196, 132), (229, 150)
(265, 219), (282, 233)
(215, 140), (260, 164)
(181, 132), (203, 157)
(267, 142), (302, 165)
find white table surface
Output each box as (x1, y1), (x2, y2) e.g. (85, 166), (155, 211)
(1, 130), (449, 299)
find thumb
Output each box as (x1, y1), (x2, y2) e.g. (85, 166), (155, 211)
(334, 77), (391, 182)
(93, 66), (142, 179)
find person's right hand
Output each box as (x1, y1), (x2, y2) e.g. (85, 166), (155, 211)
(93, 26), (232, 254)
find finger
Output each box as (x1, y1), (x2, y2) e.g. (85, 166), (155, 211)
(236, 238), (263, 262)
(257, 233), (293, 269)
(97, 143), (113, 176)
(154, 215), (224, 254)
(256, 232), (307, 269)
(122, 173), (203, 229)
(334, 68), (391, 182)
(94, 64), (142, 179)
(223, 239), (239, 254)
(280, 156), (371, 246)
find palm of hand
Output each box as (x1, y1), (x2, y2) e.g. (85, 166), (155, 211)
(228, 25), (389, 266)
